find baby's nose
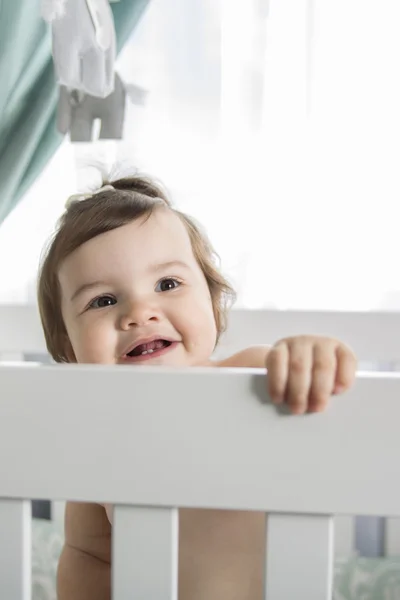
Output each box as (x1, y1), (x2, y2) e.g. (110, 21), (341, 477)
(119, 301), (160, 329)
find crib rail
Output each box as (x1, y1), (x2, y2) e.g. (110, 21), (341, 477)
(0, 365), (399, 599)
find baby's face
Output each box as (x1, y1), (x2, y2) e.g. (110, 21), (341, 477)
(58, 208), (217, 366)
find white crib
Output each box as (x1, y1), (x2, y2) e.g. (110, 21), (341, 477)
(0, 305), (399, 599)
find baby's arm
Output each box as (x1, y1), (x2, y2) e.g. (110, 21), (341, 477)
(215, 346), (270, 369)
(57, 502), (111, 600)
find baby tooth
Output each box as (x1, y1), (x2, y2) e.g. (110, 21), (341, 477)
(141, 350), (148, 355)
(147, 349), (154, 354)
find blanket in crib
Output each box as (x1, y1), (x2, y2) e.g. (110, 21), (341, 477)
(32, 520), (400, 600)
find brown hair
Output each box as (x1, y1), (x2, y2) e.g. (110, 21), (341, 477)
(37, 175), (236, 362)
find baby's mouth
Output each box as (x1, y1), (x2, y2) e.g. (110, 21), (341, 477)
(127, 339), (172, 357)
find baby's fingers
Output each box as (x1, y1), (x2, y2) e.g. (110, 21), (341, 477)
(333, 345), (357, 393)
(285, 341), (313, 414)
(308, 343), (336, 412)
(266, 343), (289, 404)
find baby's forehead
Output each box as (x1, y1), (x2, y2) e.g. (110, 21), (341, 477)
(58, 209), (197, 284)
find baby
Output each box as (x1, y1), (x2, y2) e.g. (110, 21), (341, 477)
(37, 175), (357, 600)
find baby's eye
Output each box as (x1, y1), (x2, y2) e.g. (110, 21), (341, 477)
(155, 278), (181, 292)
(89, 295), (116, 309)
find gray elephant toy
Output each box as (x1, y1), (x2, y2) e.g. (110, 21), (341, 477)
(56, 73), (147, 142)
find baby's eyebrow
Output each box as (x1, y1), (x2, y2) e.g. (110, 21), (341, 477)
(69, 262), (190, 302)
(149, 260), (191, 273)
(70, 281), (108, 302)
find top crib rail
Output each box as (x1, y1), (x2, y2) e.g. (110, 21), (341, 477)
(0, 305), (399, 362)
(0, 364), (399, 517)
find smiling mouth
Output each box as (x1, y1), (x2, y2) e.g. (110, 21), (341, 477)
(127, 339), (173, 357)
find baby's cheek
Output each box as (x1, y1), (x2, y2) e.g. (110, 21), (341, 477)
(185, 304), (217, 360)
(70, 325), (108, 364)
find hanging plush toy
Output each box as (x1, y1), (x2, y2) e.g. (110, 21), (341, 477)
(56, 72), (147, 142)
(41, 0), (68, 22)
(41, 0), (117, 98)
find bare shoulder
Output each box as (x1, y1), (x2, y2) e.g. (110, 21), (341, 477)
(214, 345), (270, 369)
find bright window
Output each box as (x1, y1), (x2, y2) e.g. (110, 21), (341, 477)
(0, 0), (399, 310)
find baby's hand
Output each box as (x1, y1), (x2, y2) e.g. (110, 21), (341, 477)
(266, 336), (357, 414)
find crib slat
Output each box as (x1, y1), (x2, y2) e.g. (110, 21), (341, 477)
(384, 518), (400, 556)
(265, 513), (334, 600)
(355, 516), (384, 557)
(334, 515), (354, 556)
(113, 505), (178, 600)
(0, 499), (31, 600)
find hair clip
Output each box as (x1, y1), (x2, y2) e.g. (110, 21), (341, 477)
(65, 184), (115, 209)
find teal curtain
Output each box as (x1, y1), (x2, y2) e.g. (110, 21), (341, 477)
(0, 0), (150, 225)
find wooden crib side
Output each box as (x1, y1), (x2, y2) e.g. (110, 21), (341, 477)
(0, 366), (399, 599)
(1, 304), (400, 560)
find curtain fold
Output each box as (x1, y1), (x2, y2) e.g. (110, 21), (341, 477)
(0, 0), (150, 224)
